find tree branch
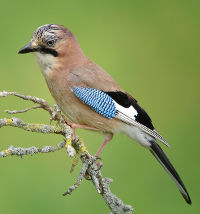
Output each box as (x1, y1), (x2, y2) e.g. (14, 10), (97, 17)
(5, 104), (42, 114)
(0, 91), (134, 214)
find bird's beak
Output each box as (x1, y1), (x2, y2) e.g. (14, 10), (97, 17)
(18, 42), (40, 54)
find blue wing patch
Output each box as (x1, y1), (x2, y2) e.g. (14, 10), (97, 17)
(72, 87), (117, 119)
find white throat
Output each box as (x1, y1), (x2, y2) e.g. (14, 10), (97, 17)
(34, 52), (55, 76)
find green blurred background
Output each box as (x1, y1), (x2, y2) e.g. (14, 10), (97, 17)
(0, 0), (199, 213)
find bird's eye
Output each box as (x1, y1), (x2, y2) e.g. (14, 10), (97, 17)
(47, 40), (55, 47)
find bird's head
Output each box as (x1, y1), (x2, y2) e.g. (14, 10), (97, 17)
(18, 24), (85, 74)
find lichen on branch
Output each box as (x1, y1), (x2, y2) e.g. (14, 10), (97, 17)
(0, 91), (133, 214)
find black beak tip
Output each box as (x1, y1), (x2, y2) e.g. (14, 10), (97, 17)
(18, 48), (25, 54)
(18, 43), (33, 54)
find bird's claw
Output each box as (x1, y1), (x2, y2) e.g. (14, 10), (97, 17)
(95, 156), (102, 161)
(95, 161), (103, 169)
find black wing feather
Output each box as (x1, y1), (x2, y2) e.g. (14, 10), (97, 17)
(105, 91), (154, 130)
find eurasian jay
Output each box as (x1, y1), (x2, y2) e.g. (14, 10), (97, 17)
(18, 24), (191, 204)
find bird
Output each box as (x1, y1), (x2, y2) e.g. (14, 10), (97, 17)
(18, 24), (191, 204)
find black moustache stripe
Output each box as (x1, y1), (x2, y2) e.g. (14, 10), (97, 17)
(39, 47), (58, 57)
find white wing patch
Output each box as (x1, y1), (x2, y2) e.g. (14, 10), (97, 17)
(114, 101), (138, 120)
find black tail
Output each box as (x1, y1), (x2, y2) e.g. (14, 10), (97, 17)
(150, 141), (191, 204)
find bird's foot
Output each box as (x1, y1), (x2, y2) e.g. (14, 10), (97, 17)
(95, 160), (103, 168)
(62, 115), (99, 139)
(94, 156), (103, 170)
(62, 116), (76, 139)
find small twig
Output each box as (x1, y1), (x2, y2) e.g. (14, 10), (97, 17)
(0, 141), (66, 158)
(63, 160), (89, 196)
(5, 105), (42, 114)
(0, 91), (64, 123)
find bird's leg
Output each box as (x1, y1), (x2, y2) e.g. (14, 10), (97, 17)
(95, 133), (113, 158)
(62, 116), (99, 139)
